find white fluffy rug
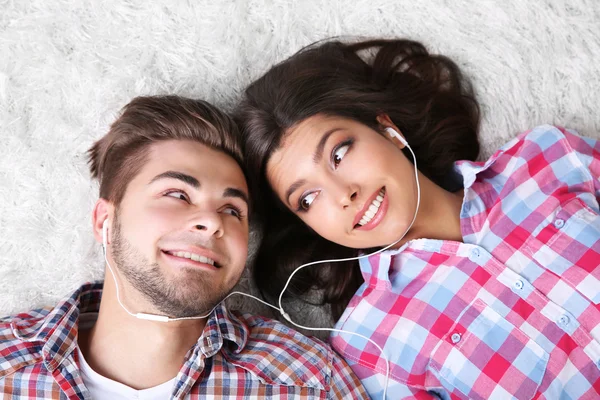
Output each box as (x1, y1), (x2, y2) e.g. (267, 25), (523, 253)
(1, 0), (600, 333)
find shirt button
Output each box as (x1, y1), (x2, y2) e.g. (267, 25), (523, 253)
(514, 280), (524, 290)
(554, 218), (565, 229)
(470, 248), (481, 258)
(451, 333), (462, 344)
(559, 315), (570, 326)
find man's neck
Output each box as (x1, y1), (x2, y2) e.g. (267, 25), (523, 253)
(77, 277), (206, 390)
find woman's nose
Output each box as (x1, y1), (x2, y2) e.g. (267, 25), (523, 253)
(336, 183), (359, 209)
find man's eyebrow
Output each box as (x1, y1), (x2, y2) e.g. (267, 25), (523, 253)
(313, 128), (343, 163)
(149, 171), (200, 188)
(223, 187), (249, 207)
(285, 179), (306, 207)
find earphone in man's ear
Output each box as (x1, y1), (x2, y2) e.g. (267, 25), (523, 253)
(99, 216), (216, 322)
(102, 219), (109, 251)
(385, 127), (408, 146)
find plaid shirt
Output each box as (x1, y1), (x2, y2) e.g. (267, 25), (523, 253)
(0, 283), (368, 399)
(331, 125), (600, 399)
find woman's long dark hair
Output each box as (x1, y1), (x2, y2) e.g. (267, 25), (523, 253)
(236, 38), (480, 320)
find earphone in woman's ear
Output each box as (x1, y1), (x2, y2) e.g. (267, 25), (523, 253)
(278, 123), (420, 400)
(385, 127), (408, 146)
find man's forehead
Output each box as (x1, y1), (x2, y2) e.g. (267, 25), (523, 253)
(148, 139), (210, 161)
(141, 140), (248, 190)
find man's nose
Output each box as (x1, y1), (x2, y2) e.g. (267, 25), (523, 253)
(190, 212), (224, 239)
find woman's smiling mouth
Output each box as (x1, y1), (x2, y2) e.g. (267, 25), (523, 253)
(353, 187), (389, 231)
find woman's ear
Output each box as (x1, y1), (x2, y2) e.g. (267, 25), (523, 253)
(377, 114), (407, 149)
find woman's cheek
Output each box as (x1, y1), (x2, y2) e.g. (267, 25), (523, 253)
(313, 209), (338, 238)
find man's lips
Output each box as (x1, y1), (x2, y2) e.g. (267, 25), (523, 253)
(161, 247), (223, 269)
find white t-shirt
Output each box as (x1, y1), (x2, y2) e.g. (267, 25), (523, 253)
(76, 313), (177, 400)
(76, 345), (177, 400)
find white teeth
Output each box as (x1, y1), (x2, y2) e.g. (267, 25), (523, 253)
(199, 256), (213, 265)
(357, 189), (386, 227)
(171, 251), (215, 266)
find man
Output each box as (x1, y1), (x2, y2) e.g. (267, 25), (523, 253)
(0, 96), (368, 399)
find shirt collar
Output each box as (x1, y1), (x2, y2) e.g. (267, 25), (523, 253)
(454, 134), (520, 190)
(10, 282), (102, 371)
(197, 302), (249, 357)
(359, 137), (519, 288)
(11, 282), (251, 370)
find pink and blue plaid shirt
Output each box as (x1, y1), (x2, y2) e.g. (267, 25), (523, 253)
(0, 282), (368, 399)
(330, 125), (600, 399)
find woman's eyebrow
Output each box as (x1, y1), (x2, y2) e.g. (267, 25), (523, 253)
(313, 128), (343, 163)
(285, 127), (343, 207)
(285, 179), (307, 207)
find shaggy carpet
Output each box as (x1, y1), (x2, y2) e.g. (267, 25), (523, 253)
(1, 0), (599, 337)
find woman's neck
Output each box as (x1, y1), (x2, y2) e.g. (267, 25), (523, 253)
(394, 172), (464, 248)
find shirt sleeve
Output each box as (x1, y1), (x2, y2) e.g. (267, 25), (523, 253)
(329, 355), (443, 399)
(561, 127), (600, 202)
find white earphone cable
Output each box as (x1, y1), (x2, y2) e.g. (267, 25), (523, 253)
(102, 245), (282, 321)
(276, 130), (420, 399)
(14, 128), (417, 399)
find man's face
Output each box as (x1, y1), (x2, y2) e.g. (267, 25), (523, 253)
(108, 140), (249, 317)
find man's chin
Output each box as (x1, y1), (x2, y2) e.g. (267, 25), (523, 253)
(152, 297), (225, 319)
(147, 281), (232, 318)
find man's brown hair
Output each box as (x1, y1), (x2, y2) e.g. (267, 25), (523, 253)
(88, 95), (243, 205)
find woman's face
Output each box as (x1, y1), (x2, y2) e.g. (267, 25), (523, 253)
(267, 114), (419, 249)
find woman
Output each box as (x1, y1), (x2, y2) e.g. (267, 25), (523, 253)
(237, 39), (600, 399)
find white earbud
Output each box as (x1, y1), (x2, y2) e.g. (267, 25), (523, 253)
(278, 126), (421, 399)
(99, 217), (265, 323)
(102, 219), (109, 249)
(385, 127), (408, 146)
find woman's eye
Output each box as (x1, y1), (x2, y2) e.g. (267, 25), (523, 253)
(299, 192), (318, 211)
(332, 143), (350, 168)
(165, 191), (189, 202)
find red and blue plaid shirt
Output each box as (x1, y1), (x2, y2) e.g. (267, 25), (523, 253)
(0, 282), (368, 399)
(331, 125), (600, 399)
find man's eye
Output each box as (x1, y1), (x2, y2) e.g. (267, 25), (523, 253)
(298, 192), (318, 211)
(165, 191), (189, 202)
(222, 206), (244, 219)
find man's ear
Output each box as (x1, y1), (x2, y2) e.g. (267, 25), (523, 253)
(92, 198), (113, 245)
(376, 114), (407, 149)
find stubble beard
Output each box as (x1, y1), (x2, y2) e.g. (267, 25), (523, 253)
(110, 212), (238, 318)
